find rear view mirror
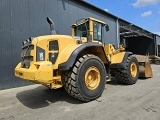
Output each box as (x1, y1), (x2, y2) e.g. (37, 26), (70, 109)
(47, 17), (53, 25)
(105, 24), (109, 32)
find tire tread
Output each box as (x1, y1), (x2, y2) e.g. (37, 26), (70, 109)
(114, 55), (139, 85)
(63, 54), (105, 102)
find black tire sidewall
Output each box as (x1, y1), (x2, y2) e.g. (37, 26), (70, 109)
(76, 57), (106, 100)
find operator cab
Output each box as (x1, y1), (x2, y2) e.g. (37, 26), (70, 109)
(71, 17), (109, 42)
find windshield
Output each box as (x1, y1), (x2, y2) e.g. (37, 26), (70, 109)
(74, 21), (89, 37)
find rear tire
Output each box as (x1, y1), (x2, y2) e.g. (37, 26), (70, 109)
(63, 54), (106, 102)
(114, 55), (139, 85)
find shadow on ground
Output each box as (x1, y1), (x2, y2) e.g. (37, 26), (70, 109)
(138, 77), (152, 80)
(16, 77), (147, 109)
(106, 77), (150, 85)
(106, 77), (127, 86)
(16, 86), (83, 109)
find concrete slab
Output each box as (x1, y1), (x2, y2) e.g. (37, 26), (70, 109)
(0, 65), (160, 120)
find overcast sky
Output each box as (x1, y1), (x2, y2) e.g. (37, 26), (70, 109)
(86, 0), (160, 35)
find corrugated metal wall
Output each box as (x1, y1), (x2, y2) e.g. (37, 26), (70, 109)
(156, 35), (160, 45)
(156, 35), (160, 56)
(0, 0), (117, 90)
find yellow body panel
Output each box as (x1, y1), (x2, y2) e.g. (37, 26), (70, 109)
(15, 61), (53, 84)
(104, 44), (115, 55)
(104, 44), (125, 64)
(15, 35), (83, 88)
(110, 52), (125, 64)
(36, 35), (82, 69)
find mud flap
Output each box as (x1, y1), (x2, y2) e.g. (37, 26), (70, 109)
(133, 55), (153, 78)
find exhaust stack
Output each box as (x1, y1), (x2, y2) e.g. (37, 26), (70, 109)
(47, 17), (56, 35)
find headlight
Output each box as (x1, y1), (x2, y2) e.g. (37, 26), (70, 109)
(49, 53), (58, 64)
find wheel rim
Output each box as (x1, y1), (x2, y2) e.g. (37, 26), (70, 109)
(130, 62), (137, 77)
(85, 66), (100, 90)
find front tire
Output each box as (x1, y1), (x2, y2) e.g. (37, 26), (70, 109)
(63, 54), (106, 102)
(114, 55), (139, 85)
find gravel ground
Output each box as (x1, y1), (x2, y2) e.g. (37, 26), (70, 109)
(0, 65), (160, 120)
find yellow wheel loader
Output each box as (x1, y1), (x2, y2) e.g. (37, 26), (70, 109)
(15, 17), (152, 102)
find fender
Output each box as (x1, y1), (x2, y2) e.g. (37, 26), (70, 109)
(58, 42), (107, 70)
(110, 52), (133, 69)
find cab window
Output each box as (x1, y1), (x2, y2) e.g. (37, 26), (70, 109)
(75, 21), (89, 37)
(93, 21), (102, 41)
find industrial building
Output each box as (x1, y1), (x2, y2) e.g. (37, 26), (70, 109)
(0, 0), (159, 90)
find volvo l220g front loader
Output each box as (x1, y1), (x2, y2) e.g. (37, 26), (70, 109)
(15, 17), (152, 102)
